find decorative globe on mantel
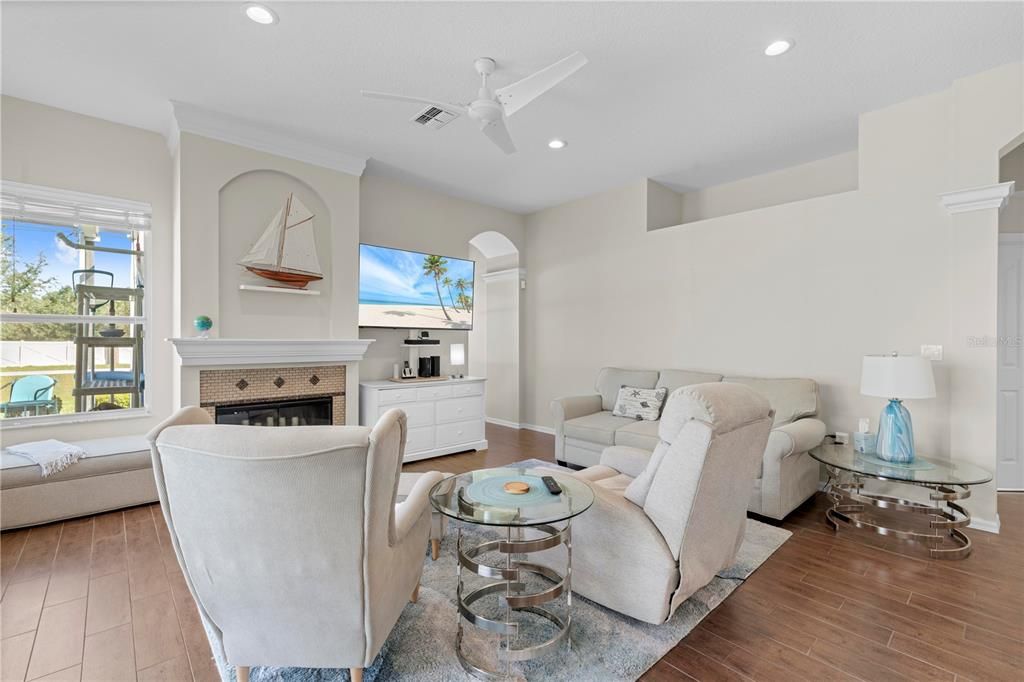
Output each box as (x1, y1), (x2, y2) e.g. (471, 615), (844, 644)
(193, 315), (213, 339)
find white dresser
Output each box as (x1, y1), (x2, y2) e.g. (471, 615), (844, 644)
(359, 377), (487, 462)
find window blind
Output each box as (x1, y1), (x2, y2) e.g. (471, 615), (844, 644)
(1, 181), (151, 231)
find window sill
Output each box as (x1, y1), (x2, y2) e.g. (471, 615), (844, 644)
(1, 408), (152, 430)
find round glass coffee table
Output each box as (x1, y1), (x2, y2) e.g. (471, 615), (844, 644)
(809, 442), (992, 559)
(429, 466), (594, 680)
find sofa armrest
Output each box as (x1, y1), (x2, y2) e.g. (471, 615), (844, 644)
(600, 445), (653, 478)
(551, 394), (603, 426)
(768, 418), (826, 461)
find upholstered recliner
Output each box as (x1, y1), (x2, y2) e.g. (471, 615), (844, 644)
(551, 367), (826, 520)
(541, 382), (773, 625)
(147, 407), (443, 682)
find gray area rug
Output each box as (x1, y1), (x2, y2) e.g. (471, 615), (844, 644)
(211, 518), (790, 682)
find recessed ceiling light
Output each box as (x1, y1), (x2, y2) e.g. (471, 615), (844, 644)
(244, 3), (278, 25)
(764, 40), (793, 57)
(548, 139), (567, 150)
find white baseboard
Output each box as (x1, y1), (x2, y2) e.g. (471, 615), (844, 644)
(521, 423), (555, 436)
(485, 417), (521, 429)
(969, 514), (1001, 534)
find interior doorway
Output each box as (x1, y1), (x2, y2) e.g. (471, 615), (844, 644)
(468, 231), (522, 427)
(997, 142), (1024, 490)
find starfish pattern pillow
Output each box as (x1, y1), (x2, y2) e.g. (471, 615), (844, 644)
(612, 386), (668, 421)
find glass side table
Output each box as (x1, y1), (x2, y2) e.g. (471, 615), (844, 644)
(809, 442), (992, 559)
(430, 466), (594, 680)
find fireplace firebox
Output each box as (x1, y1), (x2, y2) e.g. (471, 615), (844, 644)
(215, 396), (332, 427)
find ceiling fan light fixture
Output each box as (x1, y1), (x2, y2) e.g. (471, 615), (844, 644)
(548, 139), (567, 150)
(244, 3), (278, 25)
(764, 39), (793, 57)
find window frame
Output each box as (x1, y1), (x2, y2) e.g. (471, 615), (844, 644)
(1, 182), (153, 429)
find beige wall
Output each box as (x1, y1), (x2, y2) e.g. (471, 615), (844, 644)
(357, 174), (525, 382)
(1001, 144), (1024, 233)
(523, 63), (1023, 527)
(482, 269), (521, 425)
(0, 96), (174, 446)
(679, 151), (859, 224)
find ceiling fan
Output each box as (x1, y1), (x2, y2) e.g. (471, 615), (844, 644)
(361, 52), (588, 154)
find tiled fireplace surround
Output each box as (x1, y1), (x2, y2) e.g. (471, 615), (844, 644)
(199, 365), (347, 425)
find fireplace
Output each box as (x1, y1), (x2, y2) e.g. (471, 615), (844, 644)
(216, 396), (332, 427)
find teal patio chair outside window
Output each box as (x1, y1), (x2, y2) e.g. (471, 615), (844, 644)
(0, 375), (60, 417)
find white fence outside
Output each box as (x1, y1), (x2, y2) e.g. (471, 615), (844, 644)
(1, 341), (131, 369)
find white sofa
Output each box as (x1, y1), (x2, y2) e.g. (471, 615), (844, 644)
(537, 382), (774, 624)
(551, 368), (826, 520)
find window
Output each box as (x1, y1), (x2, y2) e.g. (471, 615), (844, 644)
(1, 182), (151, 424)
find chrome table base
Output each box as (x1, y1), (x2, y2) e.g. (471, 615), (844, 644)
(823, 466), (973, 559)
(455, 521), (572, 680)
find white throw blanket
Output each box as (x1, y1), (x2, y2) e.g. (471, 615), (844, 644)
(4, 439), (85, 477)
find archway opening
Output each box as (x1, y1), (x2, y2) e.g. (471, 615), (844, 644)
(468, 231), (522, 427)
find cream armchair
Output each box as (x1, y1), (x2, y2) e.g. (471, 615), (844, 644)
(541, 383), (773, 624)
(147, 407), (442, 682)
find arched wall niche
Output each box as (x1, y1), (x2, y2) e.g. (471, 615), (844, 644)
(217, 169), (333, 338)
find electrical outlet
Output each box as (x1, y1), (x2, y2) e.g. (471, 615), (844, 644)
(921, 344), (943, 361)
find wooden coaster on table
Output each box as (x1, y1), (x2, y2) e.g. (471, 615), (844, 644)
(503, 481), (531, 495)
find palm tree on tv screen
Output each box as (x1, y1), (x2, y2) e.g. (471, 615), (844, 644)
(422, 255), (451, 321)
(442, 276), (460, 311)
(454, 277), (472, 312)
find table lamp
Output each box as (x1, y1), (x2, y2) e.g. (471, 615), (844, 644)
(860, 353), (935, 463)
(450, 343), (465, 379)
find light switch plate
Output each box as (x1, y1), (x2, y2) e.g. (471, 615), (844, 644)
(921, 344), (943, 361)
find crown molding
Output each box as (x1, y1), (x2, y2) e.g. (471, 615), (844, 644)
(939, 181), (1015, 215)
(167, 102), (368, 177)
(482, 267), (526, 283)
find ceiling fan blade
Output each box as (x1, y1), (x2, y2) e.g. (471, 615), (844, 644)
(360, 90), (467, 114)
(495, 51), (588, 117)
(480, 118), (517, 154)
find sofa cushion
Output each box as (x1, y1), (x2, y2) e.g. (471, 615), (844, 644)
(564, 411), (636, 445)
(723, 376), (818, 426)
(656, 369), (724, 393)
(1, 436), (151, 490)
(614, 419), (662, 450)
(596, 368), (659, 411)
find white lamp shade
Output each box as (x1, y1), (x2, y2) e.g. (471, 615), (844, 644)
(861, 354), (935, 399)
(450, 343), (465, 367)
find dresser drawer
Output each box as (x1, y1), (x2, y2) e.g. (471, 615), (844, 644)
(406, 426), (435, 454)
(380, 401), (434, 428)
(452, 382), (484, 398)
(436, 420), (484, 448)
(436, 396), (482, 423)
(417, 385), (453, 401)
(379, 388), (417, 405)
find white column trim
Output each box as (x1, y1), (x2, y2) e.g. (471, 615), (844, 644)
(482, 267), (526, 283)
(167, 101), (368, 176)
(939, 181), (1015, 214)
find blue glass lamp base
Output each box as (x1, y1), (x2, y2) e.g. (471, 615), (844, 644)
(876, 399), (915, 463)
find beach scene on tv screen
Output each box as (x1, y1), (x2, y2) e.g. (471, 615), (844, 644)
(359, 244), (474, 329)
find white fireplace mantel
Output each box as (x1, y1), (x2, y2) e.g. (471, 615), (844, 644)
(168, 338), (374, 367)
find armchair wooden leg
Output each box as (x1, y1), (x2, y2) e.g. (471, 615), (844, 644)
(411, 583), (419, 603)
(237, 666), (250, 682)
(351, 668), (363, 682)
(431, 538), (440, 560)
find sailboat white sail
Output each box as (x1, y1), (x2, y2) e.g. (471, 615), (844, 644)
(239, 194), (323, 287)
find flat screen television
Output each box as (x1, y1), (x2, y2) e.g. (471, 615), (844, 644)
(358, 243), (475, 330)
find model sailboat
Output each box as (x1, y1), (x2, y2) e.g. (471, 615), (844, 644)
(239, 193), (323, 288)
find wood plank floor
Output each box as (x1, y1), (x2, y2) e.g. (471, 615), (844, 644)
(2, 424), (1021, 681)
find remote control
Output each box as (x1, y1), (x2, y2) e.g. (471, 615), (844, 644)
(541, 476), (562, 495)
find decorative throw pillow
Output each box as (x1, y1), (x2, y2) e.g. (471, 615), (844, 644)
(612, 386), (668, 421)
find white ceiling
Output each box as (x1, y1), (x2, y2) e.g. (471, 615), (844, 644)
(2, 2), (1021, 214)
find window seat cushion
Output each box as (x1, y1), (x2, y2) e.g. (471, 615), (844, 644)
(1, 435), (151, 490)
